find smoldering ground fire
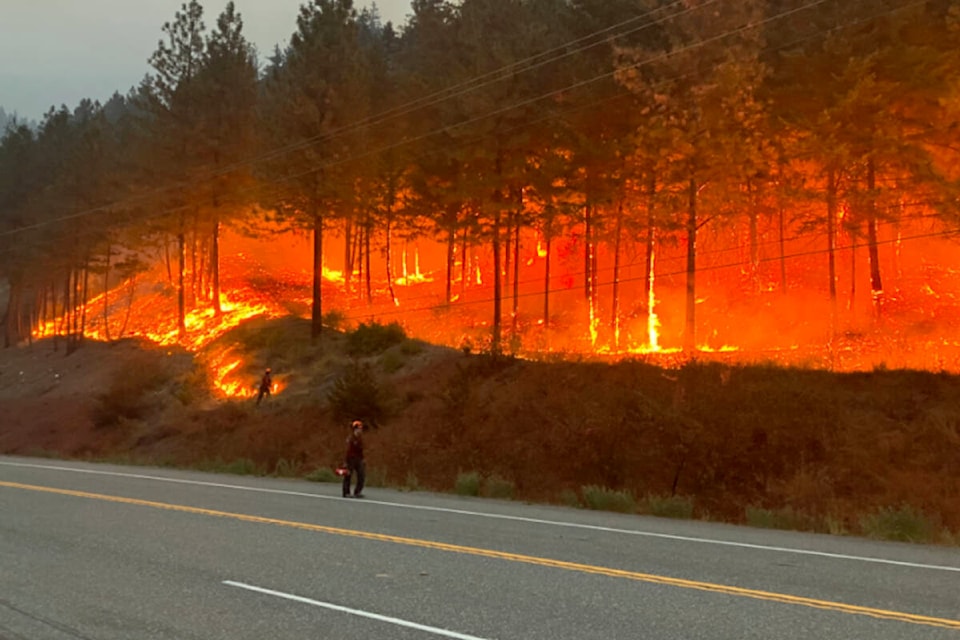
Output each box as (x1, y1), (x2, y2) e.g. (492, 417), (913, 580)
(23, 202), (960, 401)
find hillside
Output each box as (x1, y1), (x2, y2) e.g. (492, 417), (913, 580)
(2, 317), (959, 545)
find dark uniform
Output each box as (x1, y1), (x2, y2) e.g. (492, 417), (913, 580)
(342, 421), (366, 498)
(256, 369), (272, 405)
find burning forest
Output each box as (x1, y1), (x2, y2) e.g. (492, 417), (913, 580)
(4, 0), (960, 392)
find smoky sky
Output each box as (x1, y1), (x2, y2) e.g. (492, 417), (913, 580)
(0, 0), (412, 122)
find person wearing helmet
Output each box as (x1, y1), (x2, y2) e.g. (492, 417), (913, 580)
(342, 420), (366, 498)
(256, 368), (273, 406)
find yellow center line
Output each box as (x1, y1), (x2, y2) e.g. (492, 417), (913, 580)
(4, 480), (959, 630)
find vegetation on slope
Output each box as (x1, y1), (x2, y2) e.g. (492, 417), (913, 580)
(1, 318), (957, 546)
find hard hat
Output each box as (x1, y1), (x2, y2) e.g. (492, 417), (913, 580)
(351, 420), (363, 429)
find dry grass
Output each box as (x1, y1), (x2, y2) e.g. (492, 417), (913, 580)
(4, 330), (960, 545)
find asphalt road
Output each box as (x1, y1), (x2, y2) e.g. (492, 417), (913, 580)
(1, 455), (959, 640)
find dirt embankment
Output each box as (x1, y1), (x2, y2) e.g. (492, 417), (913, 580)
(3, 334), (960, 541)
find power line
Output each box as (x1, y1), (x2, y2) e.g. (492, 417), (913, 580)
(0, 0), (846, 240)
(0, 0), (695, 239)
(339, 224), (960, 324)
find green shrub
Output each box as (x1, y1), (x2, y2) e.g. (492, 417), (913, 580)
(365, 466), (388, 488)
(745, 506), (818, 531)
(222, 458), (260, 476)
(381, 350), (405, 374)
(644, 494), (695, 519)
(306, 467), (337, 483)
(558, 489), (582, 508)
(401, 471), (420, 492)
(323, 310), (346, 331)
(859, 505), (936, 543)
(273, 458), (302, 477)
(400, 340), (423, 356)
(93, 361), (171, 427)
(483, 474), (515, 500)
(198, 458), (260, 476)
(455, 471), (482, 496)
(327, 362), (386, 426)
(581, 485), (636, 513)
(346, 321), (406, 356)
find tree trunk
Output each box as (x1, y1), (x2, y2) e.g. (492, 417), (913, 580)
(104, 244), (112, 342)
(212, 215), (222, 316)
(3, 278), (21, 348)
(446, 227), (455, 304)
(826, 168), (839, 337)
(491, 205), (502, 355)
(80, 262), (90, 347)
(385, 215), (397, 306)
(778, 194), (787, 295)
(583, 203), (592, 301)
(344, 218), (353, 293)
(512, 209), (520, 336)
(866, 158), (883, 315)
(543, 233), (552, 331)
(611, 196), (624, 351)
(364, 217), (373, 305)
(311, 208), (324, 339)
(683, 177), (697, 353)
(460, 227), (468, 295)
(504, 210), (512, 294)
(644, 173), (656, 334)
(177, 226), (187, 341)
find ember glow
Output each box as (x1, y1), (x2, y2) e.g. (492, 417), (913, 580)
(29, 213), (960, 385)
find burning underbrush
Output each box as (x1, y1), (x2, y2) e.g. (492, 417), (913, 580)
(6, 231), (960, 543)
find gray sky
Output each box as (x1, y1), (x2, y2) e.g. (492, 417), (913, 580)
(0, 0), (413, 122)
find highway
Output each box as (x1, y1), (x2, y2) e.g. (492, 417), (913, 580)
(1, 456), (959, 639)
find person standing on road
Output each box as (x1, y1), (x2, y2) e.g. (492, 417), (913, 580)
(342, 420), (366, 498)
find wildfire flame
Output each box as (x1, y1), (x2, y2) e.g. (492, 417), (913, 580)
(648, 248), (660, 351)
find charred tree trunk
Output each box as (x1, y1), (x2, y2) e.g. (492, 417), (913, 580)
(683, 178), (698, 353)
(344, 219), (354, 293)
(778, 192), (787, 295)
(364, 217), (373, 305)
(460, 227), (468, 296)
(164, 240), (173, 285)
(583, 203), (592, 302)
(177, 223), (187, 341)
(491, 204), (503, 355)
(866, 158), (883, 315)
(504, 210), (512, 295)
(385, 215), (398, 307)
(611, 196), (624, 351)
(311, 208), (324, 339)
(543, 232), (552, 331)
(79, 262), (90, 346)
(644, 173), (656, 331)
(826, 169), (839, 336)
(3, 278), (22, 348)
(512, 206), (520, 337)
(212, 215), (222, 316)
(748, 178), (760, 294)
(446, 226), (456, 304)
(190, 217), (198, 310)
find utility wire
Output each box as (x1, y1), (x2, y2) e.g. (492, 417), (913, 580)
(0, 0), (843, 239)
(0, 0), (697, 236)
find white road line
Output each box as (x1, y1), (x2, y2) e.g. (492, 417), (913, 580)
(3, 459), (959, 574)
(223, 580), (493, 640)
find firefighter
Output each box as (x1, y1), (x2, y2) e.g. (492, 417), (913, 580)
(342, 420), (366, 498)
(256, 368), (272, 405)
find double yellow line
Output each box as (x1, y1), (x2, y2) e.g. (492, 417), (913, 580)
(3, 480), (958, 631)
